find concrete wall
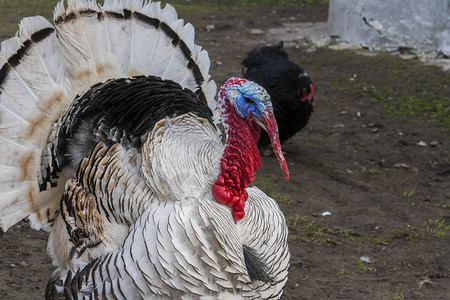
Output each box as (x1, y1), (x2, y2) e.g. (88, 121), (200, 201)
(328, 0), (450, 56)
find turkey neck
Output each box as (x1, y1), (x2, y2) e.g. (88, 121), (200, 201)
(223, 108), (262, 187)
(212, 93), (262, 221)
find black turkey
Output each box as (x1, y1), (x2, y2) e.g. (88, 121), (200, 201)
(242, 41), (314, 147)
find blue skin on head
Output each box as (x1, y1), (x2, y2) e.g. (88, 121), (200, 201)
(229, 81), (273, 120)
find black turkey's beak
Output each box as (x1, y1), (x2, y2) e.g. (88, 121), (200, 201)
(254, 112), (290, 181)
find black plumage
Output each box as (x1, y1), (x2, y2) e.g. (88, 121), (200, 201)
(242, 42), (314, 147)
(57, 75), (214, 171)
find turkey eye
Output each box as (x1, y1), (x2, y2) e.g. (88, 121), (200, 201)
(244, 97), (254, 104)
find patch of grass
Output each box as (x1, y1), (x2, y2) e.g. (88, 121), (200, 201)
(324, 49), (450, 129)
(286, 215), (359, 246)
(0, 0), (58, 38)
(286, 215), (330, 243)
(418, 217), (450, 239)
(385, 290), (406, 300)
(250, 176), (291, 205)
(163, 1), (227, 15)
(361, 167), (381, 175)
(387, 217), (450, 241)
(402, 188), (416, 199)
(335, 269), (350, 278)
(356, 258), (376, 273)
(288, 234), (301, 243)
(388, 226), (413, 240)
(293, 275), (309, 282)
(384, 94), (450, 128)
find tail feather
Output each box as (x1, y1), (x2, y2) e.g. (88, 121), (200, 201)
(0, 181), (38, 231)
(0, 0), (219, 232)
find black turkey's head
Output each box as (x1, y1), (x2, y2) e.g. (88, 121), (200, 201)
(297, 71), (314, 104)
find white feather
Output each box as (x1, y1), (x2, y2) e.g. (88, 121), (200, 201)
(0, 1), (291, 298)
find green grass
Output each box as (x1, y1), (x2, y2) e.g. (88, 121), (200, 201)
(385, 290), (406, 300)
(322, 49), (450, 129)
(387, 217), (450, 240)
(163, 1), (228, 14)
(286, 213), (449, 249)
(250, 175), (291, 205)
(163, 0), (330, 16)
(356, 258), (376, 273)
(0, 0), (61, 38)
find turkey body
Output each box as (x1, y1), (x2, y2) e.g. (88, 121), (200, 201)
(48, 76), (289, 299)
(242, 42), (314, 146)
(0, 1), (290, 299)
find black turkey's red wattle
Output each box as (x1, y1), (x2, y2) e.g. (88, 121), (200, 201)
(212, 107), (261, 221)
(299, 83), (314, 102)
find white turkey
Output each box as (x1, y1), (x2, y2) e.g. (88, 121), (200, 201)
(0, 0), (290, 299)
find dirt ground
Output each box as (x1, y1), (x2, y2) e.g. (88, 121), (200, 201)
(0, 1), (449, 299)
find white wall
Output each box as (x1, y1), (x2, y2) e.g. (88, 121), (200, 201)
(328, 0), (450, 56)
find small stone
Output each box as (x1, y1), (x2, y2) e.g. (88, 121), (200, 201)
(399, 54), (417, 60)
(332, 123), (345, 128)
(215, 61), (223, 66)
(329, 43), (362, 50)
(205, 25), (215, 32)
(416, 141), (427, 147)
(356, 112), (363, 118)
(360, 256), (372, 264)
(430, 141), (440, 147)
(321, 211), (331, 216)
(250, 29), (264, 35)
(19, 261), (29, 267)
(394, 163), (410, 169)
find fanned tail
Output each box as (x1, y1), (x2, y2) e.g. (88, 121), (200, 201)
(53, 0), (216, 105)
(0, 16), (69, 231)
(0, 0), (218, 232)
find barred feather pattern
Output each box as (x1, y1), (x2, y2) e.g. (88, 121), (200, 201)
(0, 0), (217, 231)
(0, 1), (290, 298)
(46, 115), (289, 299)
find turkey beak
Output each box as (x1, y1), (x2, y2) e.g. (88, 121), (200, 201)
(254, 112), (290, 181)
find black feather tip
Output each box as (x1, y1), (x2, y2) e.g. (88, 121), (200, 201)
(243, 244), (272, 283)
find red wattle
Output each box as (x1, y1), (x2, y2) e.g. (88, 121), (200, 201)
(234, 199), (245, 211)
(228, 196), (241, 207)
(212, 182), (232, 205)
(233, 209), (245, 221)
(308, 83), (314, 100)
(212, 100), (263, 221)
